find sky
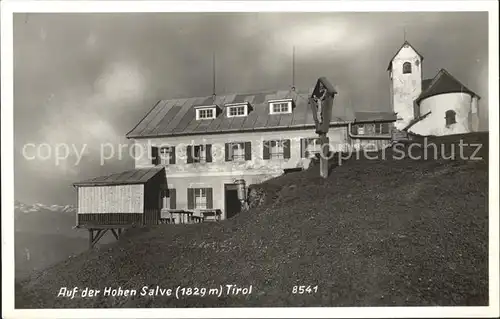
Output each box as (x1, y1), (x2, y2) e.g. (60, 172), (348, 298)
(11, 12), (489, 205)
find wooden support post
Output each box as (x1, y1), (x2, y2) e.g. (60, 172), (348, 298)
(88, 228), (109, 249)
(88, 229), (93, 249)
(319, 133), (330, 179)
(111, 229), (120, 240)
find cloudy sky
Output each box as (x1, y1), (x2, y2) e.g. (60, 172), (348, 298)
(12, 12), (488, 205)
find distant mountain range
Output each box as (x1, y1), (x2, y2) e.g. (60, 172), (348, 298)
(14, 201), (77, 214)
(14, 200), (79, 237)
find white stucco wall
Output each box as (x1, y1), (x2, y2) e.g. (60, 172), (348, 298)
(410, 92), (473, 136)
(132, 127), (351, 175)
(390, 45), (423, 130)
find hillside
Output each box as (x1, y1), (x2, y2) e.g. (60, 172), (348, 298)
(15, 133), (489, 308)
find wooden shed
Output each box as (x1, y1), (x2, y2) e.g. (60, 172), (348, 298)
(73, 167), (166, 247)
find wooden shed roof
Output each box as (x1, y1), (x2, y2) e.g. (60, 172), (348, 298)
(73, 167), (165, 187)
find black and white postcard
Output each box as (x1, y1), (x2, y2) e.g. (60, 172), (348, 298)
(2, 1), (499, 318)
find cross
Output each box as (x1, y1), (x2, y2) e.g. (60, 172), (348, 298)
(312, 82), (328, 125)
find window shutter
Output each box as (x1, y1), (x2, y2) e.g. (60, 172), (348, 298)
(187, 188), (194, 209)
(263, 140), (270, 160)
(169, 189), (176, 209)
(283, 139), (291, 159)
(205, 144), (212, 163)
(206, 188), (213, 209)
(169, 146), (176, 164)
(151, 147), (159, 165)
(381, 123), (389, 134)
(244, 142), (252, 161)
(186, 145), (193, 163)
(225, 143), (231, 161)
(300, 138), (306, 158)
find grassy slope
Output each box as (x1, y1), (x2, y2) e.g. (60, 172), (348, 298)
(15, 133), (489, 308)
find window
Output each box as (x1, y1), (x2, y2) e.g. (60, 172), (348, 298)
(357, 124), (365, 135)
(187, 188), (213, 210)
(159, 146), (175, 165)
(195, 188), (207, 209)
(263, 139), (290, 160)
(196, 108), (216, 120)
(227, 105), (247, 117)
(270, 140), (285, 159)
(269, 100), (292, 114)
(225, 142), (251, 162)
(162, 190), (170, 209)
(187, 144), (212, 163)
(445, 110), (457, 126)
(374, 123), (390, 134)
(301, 138), (321, 158)
(232, 143), (245, 161)
(161, 188), (176, 210)
(193, 145), (206, 163)
(403, 62), (412, 74)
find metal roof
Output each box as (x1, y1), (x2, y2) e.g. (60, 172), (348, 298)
(126, 88), (363, 139)
(387, 41), (425, 71)
(73, 167), (165, 187)
(421, 79), (433, 91)
(416, 69), (480, 105)
(354, 111), (397, 123)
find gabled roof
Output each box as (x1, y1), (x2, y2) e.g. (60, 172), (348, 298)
(415, 69), (480, 105)
(387, 41), (424, 71)
(354, 111), (397, 123)
(73, 167), (165, 187)
(421, 79), (433, 91)
(126, 88), (359, 138)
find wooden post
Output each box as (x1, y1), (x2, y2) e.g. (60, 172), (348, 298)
(319, 133), (330, 178)
(88, 229), (93, 249)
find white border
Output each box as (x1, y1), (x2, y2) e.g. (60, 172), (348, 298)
(2, 1), (499, 318)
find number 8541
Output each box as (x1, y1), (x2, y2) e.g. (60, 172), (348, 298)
(291, 285), (318, 294)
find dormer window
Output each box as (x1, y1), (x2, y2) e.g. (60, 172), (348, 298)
(195, 107), (216, 120)
(226, 102), (249, 118)
(269, 99), (293, 115)
(403, 62), (412, 74)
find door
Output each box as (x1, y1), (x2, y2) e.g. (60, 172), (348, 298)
(224, 184), (241, 219)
